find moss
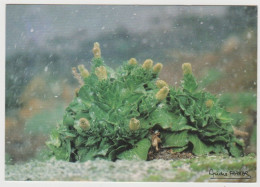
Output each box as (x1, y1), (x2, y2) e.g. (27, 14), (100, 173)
(189, 155), (256, 172)
(173, 170), (194, 182)
(143, 175), (164, 182)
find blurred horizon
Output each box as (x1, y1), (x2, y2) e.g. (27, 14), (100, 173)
(6, 5), (228, 56)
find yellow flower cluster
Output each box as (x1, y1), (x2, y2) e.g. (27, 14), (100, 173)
(79, 118), (91, 131)
(156, 86), (170, 101)
(129, 118), (140, 131)
(182, 62), (192, 75)
(153, 63), (163, 74)
(142, 59), (153, 70)
(205, 99), (214, 108)
(92, 42), (101, 58)
(128, 58), (138, 65)
(95, 66), (107, 80)
(156, 80), (168, 89)
(78, 64), (90, 79)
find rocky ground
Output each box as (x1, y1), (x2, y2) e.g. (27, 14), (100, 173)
(5, 154), (256, 182)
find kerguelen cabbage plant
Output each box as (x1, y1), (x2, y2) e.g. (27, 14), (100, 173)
(46, 42), (244, 162)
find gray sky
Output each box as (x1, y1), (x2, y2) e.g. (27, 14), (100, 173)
(6, 5), (227, 55)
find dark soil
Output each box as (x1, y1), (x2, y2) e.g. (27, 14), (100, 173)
(148, 149), (194, 160)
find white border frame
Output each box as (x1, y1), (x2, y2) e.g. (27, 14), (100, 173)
(1, 1), (259, 187)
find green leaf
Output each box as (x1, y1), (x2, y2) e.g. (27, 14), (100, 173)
(162, 130), (189, 148)
(89, 104), (109, 121)
(189, 134), (213, 155)
(228, 142), (244, 157)
(75, 111), (90, 120)
(96, 138), (110, 156)
(108, 145), (129, 161)
(91, 57), (104, 70)
(85, 136), (101, 147)
(171, 146), (188, 153)
(78, 147), (97, 161)
(62, 131), (76, 138)
(170, 116), (197, 131)
(125, 93), (144, 104)
(138, 93), (158, 114)
(117, 138), (151, 160)
(53, 145), (70, 161)
(182, 73), (198, 93)
(78, 85), (93, 104)
(63, 112), (74, 127)
(148, 108), (177, 129)
(46, 130), (61, 148)
(211, 143), (228, 154)
(216, 110), (233, 124)
(75, 136), (87, 147)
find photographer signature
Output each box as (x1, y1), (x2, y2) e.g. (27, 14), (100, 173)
(209, 168), (251, 179)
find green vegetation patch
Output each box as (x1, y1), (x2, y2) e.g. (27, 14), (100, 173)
(46, 43), (244, 162)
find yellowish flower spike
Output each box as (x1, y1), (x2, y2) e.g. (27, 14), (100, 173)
(128, 58), (138, 65)
(156, 80), (168, 89)
(95, 66), (107, 80)
(142, 59), (153, 70)
(79, 118), (90, 130)
(182, 62), (192, 75)
(205, 99), (214, 108)
(153, 63), (163, 74)
(92, 42), (101, 58)
(129, 118), (140, 131)
(156, 86), (170, 101)
(72, 67), (84, 86)
(78, 64), (90, 79)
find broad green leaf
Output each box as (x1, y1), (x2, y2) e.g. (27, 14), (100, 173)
(78, 147), (97, 161)
(211, 143), (228, 154)
(108, 145), (129, 161)
(68, 97), (89, 112)
(78, 85), (94, 104)
(189, 134), (213, 155)
(63, 113), (74, 127)
(89, 104), (109, 121)
(117, 138), (151, 160)
(162, 130), (189, 148)
(138, 94), (158, 114)
(182, 73), (198, 93)
(75, 111), (90, 120)
(170, 116), (197, 131)
(171, 146), (188, 153)
(228, 142), (244, 157)
(125, 93), (144, 104)
(148, 108), (177, 129)
(95, 101), (111, 112)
